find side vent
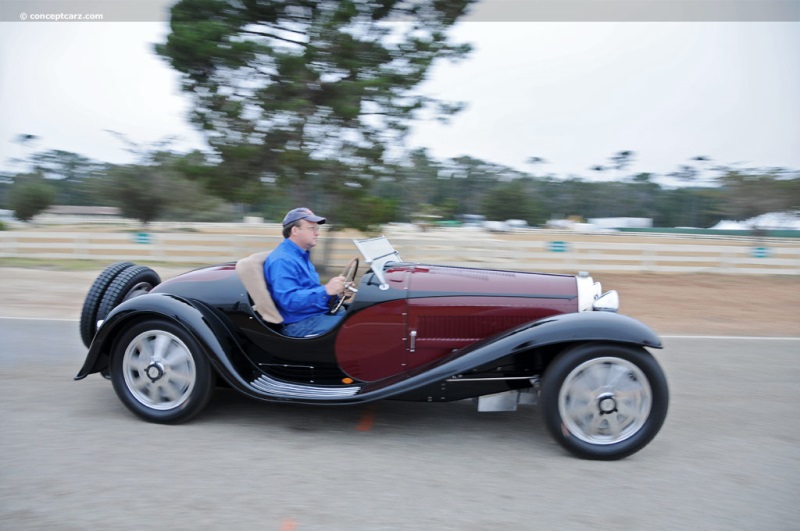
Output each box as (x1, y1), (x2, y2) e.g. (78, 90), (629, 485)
(417, 315), (534, 341)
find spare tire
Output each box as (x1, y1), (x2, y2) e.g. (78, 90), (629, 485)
(80, 262), (135, 348)
(97, 266), (162, 324)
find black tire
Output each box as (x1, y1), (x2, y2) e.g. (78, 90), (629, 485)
(110, 319), (215, 424)
(96, 265), (161, 322)
(540, 342), (669, 460)
(79, 262), (135, 347)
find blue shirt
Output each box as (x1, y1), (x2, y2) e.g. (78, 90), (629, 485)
(263, 239), (331, 324)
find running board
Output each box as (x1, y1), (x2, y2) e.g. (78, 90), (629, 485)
(251, 374), (360, 399)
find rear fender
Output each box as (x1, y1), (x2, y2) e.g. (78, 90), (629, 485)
(74, 293), (252, 387)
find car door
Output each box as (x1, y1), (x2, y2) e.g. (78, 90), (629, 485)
(335, 267), (410, 382)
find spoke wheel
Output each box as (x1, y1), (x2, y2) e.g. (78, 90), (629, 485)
(110, 319), (214, 424)
(558, 357), (651, 445)
(541, 342), (668, 460)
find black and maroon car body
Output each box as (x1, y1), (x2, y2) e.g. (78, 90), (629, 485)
(76, 236), (668, 459)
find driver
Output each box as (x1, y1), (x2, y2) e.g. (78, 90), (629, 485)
(264, 207), (347, 338)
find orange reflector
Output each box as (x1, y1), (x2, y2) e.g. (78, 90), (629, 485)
(342, 377), (354, 384)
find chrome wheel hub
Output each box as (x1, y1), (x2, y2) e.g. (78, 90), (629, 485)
(144, 362), (165, 383)
(597, 393), (617, 414)
(558, 357), (652, 445)
(122, 330), (196, 410)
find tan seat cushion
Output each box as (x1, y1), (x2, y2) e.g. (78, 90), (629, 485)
(235, 251), (284, 324)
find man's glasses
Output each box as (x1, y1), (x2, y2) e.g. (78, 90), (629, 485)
(301, 225), (320, 233)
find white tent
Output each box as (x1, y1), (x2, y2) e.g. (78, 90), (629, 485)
(710, 211), (800, 230)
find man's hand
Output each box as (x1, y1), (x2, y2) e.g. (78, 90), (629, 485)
(325, 275), (346, 296)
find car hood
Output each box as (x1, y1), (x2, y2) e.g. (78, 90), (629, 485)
(389, 264), (579, 300)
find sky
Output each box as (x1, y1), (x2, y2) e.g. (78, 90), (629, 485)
(1, 11), (798, 184)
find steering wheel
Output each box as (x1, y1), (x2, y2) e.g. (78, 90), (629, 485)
(329, 257), (359, 314)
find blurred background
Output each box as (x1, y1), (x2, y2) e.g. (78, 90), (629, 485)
(0, 0), (798, 235)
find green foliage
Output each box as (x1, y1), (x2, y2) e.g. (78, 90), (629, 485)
(332, 191), (397, 232)
(653, 187), (722, 228)
(717, 168), (800, 219)
(157, 0), (474, 218)
(481, 179), (545, 224)
(100, 152), (240, 224)
(381, 148), (445, 221)
(27, 150), (107, 205)
(0, 179), (10, 209)
(161, 177), (236, 222)
(9, 175), (56, 221)
(100, 165), (169, 224)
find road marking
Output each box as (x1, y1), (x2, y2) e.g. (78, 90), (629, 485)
(0, 316), (78, 322)
(662, 335), (800, 341)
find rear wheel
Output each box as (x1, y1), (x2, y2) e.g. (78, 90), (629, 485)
(79, 262), (134, 347)
(540, 342), (669, 460)
(110, 319), (214, 424)
(97, 265), (161, 322)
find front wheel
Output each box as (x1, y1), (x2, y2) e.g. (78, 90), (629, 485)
(110, 319), (215, 424)
(540, 342), (669, 460)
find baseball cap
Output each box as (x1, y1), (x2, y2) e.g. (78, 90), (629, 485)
(282, 207), (326, 227)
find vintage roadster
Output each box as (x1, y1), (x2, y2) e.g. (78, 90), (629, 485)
(76, 236), (668, 460)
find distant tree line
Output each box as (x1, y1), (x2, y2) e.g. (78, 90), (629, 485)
(1, 145), (797, 230)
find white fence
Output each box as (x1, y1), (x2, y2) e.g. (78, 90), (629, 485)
(1, 229), (799, 275)
(387, 235), (800, 275)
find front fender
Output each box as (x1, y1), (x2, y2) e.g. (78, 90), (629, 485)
(74, 293), (244, 383)
(500, 310), (662, 352)
(425, 311), (661, 378)
(354, 311), (662, 401)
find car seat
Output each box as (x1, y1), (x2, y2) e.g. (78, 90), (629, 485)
(235, 251), (284, 325)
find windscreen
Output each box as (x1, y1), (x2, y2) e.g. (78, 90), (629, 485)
(353, 236), (402, 290)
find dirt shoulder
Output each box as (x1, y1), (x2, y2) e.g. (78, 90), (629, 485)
(1, 266), (797, 336)
(592, 273), (799, 336)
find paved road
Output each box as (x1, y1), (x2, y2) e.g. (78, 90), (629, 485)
(1, 319), (799, 530)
